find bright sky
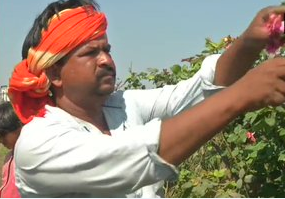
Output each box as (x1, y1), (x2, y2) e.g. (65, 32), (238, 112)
(0, 0), (282, 86)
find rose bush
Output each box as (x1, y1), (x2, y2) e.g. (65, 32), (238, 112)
(122, 30), (285, 197)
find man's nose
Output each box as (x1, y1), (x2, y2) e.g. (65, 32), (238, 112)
(98, 52), (114, 67)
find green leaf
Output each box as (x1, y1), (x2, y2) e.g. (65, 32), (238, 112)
(237, 161), (245, 168)
(239, 168), (245, 179)
(244, 175), (254, 183)
(201, 50), (210, 53)
(278, 153), (285, 162)
(265, 117), (276, 127)
(233, 124), (243, 133)
(213, 169), (225, 178)
(244, 112), (258, 124)
(227, 181), (237, 189)
(248, 150), (258, 158)
(181, 182), (193, 189)
(279, 128), (285, 137)
(239, 131), (247, 143)
(179, 72), (189, 80)
(171, 64), (181, 74)
(275, 106), (285, 113)
(207, 145), (213, 151)
(147, 75), (155, 80)
(246, 158), (253, 165)
(254, 142), (267, 151)
(236, 179), (243, 189)
(231, 148), (239, 157)
(227, 133), (238, 143)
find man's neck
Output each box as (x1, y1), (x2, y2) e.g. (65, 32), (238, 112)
(56, 95), (108, 127)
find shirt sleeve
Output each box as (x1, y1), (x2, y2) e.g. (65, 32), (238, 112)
(199, 54), (225, 98)
(122, 54), (224, 122)
(14, 115), (178, 197)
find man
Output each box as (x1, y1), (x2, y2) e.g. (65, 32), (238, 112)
(0, 101), (22, 198)
(8, 0), (285, 197)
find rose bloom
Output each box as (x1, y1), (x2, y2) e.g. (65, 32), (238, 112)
(266, 14), (285, 54)
(246, 132), (256, 143)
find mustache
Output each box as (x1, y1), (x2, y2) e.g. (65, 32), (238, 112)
(99, 65), (116, 77)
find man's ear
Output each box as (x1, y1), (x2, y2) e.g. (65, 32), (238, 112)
(45, 64), (62, 87)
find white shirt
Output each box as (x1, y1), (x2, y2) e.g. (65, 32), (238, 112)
(14, 54), (223, 197)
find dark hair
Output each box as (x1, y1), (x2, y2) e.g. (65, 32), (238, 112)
(22, 0), (100, 59)
(0, 102), (22, 137)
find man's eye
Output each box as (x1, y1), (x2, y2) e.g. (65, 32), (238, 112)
(105, 49), (111, 53)
(104, 46), (111, 54)
(85, 50), (99, 56)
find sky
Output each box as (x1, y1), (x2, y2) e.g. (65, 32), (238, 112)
(0, 0), (283, 86)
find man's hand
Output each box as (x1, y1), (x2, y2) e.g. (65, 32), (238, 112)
(231, 57), (285, 111)
(241, 6), (285, 51)
(214, 6), (285, 87)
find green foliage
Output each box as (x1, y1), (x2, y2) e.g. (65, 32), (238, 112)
(122, 36), (233, 89)
(123, 34), (285, 197)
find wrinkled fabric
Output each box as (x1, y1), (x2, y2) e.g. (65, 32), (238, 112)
(8, 6), (107, 124)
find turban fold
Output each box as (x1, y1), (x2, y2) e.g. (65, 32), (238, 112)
(8, 6), (107, 124)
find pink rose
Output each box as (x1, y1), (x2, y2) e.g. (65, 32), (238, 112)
(265, 14), (285, 54)
(246, 132), (256, 143)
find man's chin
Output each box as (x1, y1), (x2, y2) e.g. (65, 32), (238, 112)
(99, 86), (115, 95)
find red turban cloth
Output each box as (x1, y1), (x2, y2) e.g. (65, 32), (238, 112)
(8, 6), (107, 124)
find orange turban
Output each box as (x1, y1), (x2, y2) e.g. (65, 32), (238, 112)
(8, 6), (107, 124)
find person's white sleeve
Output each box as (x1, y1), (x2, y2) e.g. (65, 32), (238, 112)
(199, 54), (225, 98)
(122, 54), (224, 121)
(14, 116), (177, 197)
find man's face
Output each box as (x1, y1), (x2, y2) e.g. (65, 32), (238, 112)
(57, 34), (116, 100)
(0, 128), (21, 150)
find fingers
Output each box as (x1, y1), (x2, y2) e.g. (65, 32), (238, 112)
(269, 6), (285, 15)
(276, 78), (285, 95)
(259, 6), (285, 21)
(270, 57), (285, 63)
(260, 6), (285, 14)
(263, 57), (285, 67)
(268, 92), (285, 107)
(257, 57), (285, 81)
(267, 77), (285, 106)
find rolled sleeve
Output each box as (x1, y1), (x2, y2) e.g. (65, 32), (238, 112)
(116, 118), (178, 182)
(199, 54), (225, 98)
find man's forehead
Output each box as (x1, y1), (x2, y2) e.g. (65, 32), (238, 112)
(86, 35), (109, 47)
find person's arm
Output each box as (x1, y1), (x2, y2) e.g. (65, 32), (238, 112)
(159, 57), (285, 165)
(121, 54), (222, 122)
(15, 112), (177, 197)
(214, 6), (285, 86)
